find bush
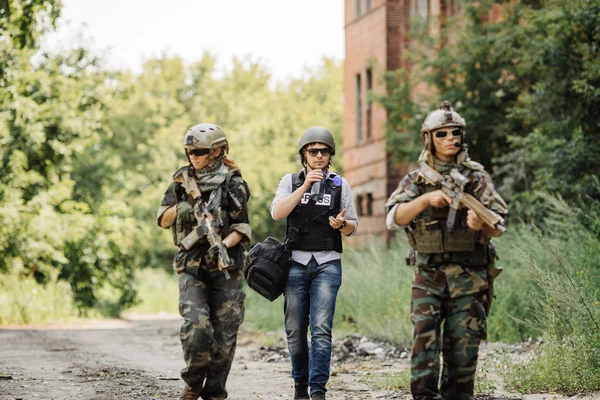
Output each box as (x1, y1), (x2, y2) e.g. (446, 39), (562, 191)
(501, 224), (600, 393)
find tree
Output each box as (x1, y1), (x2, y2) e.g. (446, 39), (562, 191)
(378, 0), (600, 224)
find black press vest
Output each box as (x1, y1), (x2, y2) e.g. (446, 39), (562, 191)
(286, 172), (343, 253)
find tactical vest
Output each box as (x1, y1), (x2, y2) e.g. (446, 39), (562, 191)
(405, 174), (488, 266)
(171, 170), (246, 268)
(286, 172), (343, 253)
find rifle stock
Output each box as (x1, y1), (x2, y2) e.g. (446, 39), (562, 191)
(173, 167), (233, 279)
(419, 162), (506, 233)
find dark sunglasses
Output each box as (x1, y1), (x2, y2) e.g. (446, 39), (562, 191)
(434, 129), (462, 138)
(306, 147), (332, 157)
(188, 148), (211, 157)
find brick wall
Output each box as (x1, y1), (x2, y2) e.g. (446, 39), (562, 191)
(344, 0), (461, 245)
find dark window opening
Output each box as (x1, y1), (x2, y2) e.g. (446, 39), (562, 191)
(366, 68), (373, 140)
(366, 193), (373, 216)
(355, 0), (362, 17)
(356, 194), (363, 217)
(356, 73), (363, 144)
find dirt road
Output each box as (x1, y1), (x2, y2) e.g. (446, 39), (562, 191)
(0, 318), (598, 400)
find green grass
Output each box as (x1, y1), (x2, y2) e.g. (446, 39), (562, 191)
(124, 268), (179, 316)
(500, 227), (600, 394)
(0, 271), (78, 325)
(365, 369), (411, 390)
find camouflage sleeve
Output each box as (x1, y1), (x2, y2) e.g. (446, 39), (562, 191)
(156, 182), (182, 225)
(384, 170), (422, 212)
(227, 176), (251, 242)
(385, 170), (422, 231)
(468, 172), (508, 219)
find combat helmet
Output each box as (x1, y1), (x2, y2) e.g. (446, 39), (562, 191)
(419, 101), (467, 167)
(183, 123), (229, 154)
(298, 126), (336, 155)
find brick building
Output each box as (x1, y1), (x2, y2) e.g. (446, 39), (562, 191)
(343, 0), (461, 243)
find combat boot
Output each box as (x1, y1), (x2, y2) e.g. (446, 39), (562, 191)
(180, 385), (203, 400)
(311, 391), (326, 400)
(294, 382), (309, 399)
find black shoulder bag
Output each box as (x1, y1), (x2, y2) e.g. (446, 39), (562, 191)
(243, 197), (316, 302)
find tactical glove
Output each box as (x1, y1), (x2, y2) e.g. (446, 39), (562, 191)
(176, 202), (196, 224)
(208, 244), (221, 263)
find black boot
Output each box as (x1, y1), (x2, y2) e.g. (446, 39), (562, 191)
(311, 391), (325, 400)
(294, 382), (309, 399)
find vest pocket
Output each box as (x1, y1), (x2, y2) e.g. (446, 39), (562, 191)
(444, 227), (476, 252)
(413, 220), (444, 253)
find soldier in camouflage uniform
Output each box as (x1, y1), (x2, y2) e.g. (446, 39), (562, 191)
(385, 102), (508, 400)
(157, 123), (251, 400)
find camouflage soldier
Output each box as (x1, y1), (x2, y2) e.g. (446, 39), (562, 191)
(271, 127), (359, 400)
(385, 102), (508, 400)
(157, 123), (251, 400)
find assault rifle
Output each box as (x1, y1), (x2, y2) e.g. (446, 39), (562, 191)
(173, 167), (232, 279)
(419, 162), (506, 234)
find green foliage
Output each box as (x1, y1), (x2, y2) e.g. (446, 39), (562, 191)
(336, 239), (413, 343)
(123, 268), (179, 316)
(0, 0), (62, 51)
(0, 269), (76, 325)
(243, 285), (285, 332)
(378, 0), (600, 224)
(502, 225), (600, 393)
(2, 2), (344, 315)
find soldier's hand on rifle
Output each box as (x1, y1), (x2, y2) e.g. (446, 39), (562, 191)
(426, 190), (453, 208)
(176, 202), (196, 224)
(208, 244), (221, 262)
(466, 209), (484, 231)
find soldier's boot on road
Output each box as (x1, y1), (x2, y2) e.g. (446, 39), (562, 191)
(294, 382), (309, 399)
(311, 391), (326, 400)
(180, 385), (203, 400)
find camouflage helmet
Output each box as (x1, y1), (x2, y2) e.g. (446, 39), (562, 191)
(183, 123), (229, 154)
(298, 126), (336, 155)
(418, 101), (468, 167)
(421, 101), (466, 148)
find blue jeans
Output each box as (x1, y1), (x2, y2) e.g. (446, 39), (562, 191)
(283, 257), (342, 395)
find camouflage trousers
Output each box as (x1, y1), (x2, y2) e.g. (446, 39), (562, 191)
(410, 264), (488, 400)
(178, 268), (245, 400)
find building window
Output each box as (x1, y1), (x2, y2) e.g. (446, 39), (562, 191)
(356, 194), (364, 216)
(412, 0), (429, 19)
(366, 193), (373, 216)
(412, 0), (430, 31)
(366, 0), (372, 11)
(355, 0), (362, 17)
(355, 73), (363, 144)
(366, 68), (373, 140)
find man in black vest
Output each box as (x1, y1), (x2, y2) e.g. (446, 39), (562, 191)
(271, 126), (359, 400)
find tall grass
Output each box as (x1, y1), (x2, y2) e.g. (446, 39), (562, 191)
(0, 270), (78, 325)
(501, 222), (600, 393)
(123, 268), (179, 316)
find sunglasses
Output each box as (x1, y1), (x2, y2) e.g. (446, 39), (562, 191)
(306, 147), (332, 157)
(434, 129), (462, 138)
(188, 148), (211, 157)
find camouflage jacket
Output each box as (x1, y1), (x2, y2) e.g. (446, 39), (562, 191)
(157, 168), (251, 274)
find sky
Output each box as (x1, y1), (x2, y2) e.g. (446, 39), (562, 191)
(41, 0), (345, 82)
